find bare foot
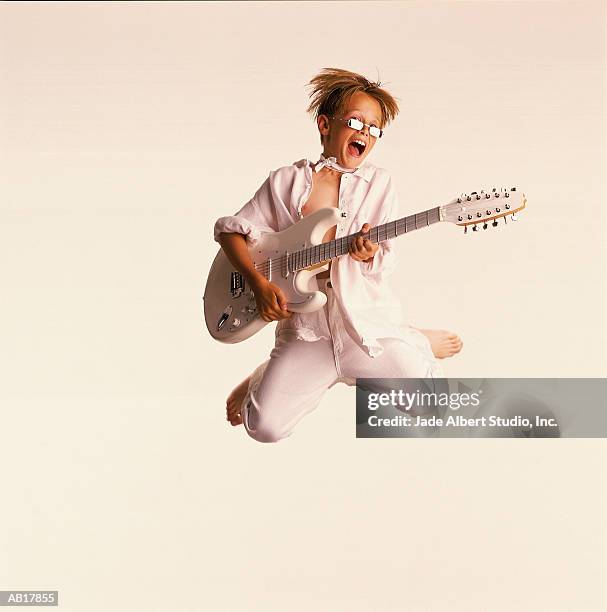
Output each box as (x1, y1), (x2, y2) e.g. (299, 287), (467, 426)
(226, 375), (251, 426)
(417, 328), (463, 359)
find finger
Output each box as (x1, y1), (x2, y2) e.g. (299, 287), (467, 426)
(271, 298), (290, 319)
(360, 224), (371, 243)
(262, 304), (280, 321)
(275, 288), (289, 311)
(269, 294), (290, 319)
(349, 239), (365, 261)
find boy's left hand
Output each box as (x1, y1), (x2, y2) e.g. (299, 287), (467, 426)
(349, 223), (379, 262)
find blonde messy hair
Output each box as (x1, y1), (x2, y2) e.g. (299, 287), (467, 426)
(305, 67), (400, 144)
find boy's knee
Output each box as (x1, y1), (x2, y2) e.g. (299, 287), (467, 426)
(243, 400), (290, 443)
(246, 426), (285, 443)
(245, 418), (289, 443)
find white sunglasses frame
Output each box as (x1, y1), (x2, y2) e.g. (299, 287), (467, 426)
(331, 116), (384, 139)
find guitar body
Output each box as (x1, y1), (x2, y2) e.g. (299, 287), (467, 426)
(204, 186), (526, 344)
(204, 207), (342, 343)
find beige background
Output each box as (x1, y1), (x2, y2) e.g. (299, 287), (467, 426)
(1, 2), (606, 611)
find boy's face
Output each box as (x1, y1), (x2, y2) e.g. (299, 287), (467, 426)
(318, 91), (383, 169)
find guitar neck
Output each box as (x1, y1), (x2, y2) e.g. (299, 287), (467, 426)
(289, 206), (442, 273)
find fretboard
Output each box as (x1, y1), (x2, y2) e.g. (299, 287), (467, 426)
(288, 206), (441, 273)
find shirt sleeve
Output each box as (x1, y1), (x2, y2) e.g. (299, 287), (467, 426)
(361, 174), (399, 280)
(213, 174), (278, 247)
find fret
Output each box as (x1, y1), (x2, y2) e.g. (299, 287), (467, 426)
(288, 207), (442, 272)
(406, 215), (414, 233)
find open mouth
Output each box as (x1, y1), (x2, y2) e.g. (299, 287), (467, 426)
(347, 138), (366, 158)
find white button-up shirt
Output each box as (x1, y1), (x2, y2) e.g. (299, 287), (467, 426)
(213, 157), (424, 358)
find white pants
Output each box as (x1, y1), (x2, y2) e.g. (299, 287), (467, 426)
(241, 279), (443, 443)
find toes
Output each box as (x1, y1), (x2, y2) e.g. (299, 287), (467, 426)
(226, 397), (244, 426)
(227, 408), (243, 426)
(226, 401), (239, 419)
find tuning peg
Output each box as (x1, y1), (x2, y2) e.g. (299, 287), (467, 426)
(472, 224), (479, 232)
(464, 225), (468, 235)
(492, 219), (499, 227)
(511, 213), (518, 221)
(483, 222), (488, 230)
(503, 216), (508, 225)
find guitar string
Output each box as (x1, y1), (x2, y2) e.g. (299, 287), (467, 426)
(252, 226), (391, 275)
(251, 214), (443, 276)
(248, 204), (509, 277)
(250, 215), (434, 277)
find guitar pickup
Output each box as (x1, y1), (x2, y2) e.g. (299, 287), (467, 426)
(230, 271), (245, 298)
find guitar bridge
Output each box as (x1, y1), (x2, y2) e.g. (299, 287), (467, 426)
(230, 271), (245, 298)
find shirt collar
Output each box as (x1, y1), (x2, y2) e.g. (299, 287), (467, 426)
(305, 155), (373, 183)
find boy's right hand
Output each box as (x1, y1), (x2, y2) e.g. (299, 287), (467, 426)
(249, 278), (292, 322)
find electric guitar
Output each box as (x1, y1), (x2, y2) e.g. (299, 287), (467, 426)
(204, 188), (527, 343)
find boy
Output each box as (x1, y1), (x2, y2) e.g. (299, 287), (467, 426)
(214, 68), (462, 443)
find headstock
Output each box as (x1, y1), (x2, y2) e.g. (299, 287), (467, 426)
(441, 188), (527, 233)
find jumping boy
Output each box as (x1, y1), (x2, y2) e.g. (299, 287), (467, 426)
(214, 68), (462, 443)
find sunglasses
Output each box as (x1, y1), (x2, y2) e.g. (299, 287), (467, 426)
(332, 116), (383, 139)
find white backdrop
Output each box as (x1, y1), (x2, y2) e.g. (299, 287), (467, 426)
(1, 2), (606, 611)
